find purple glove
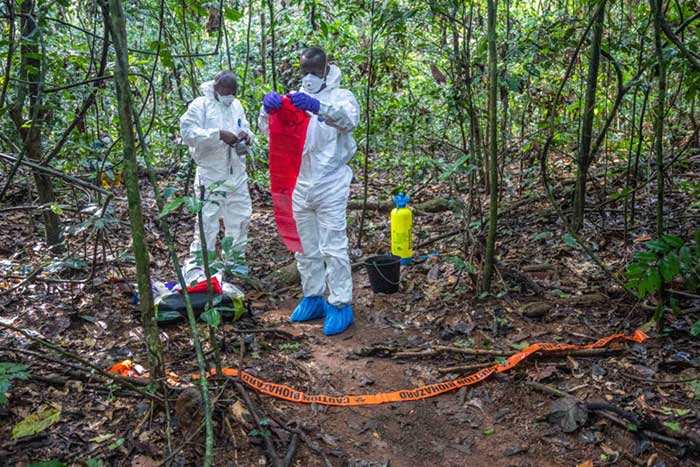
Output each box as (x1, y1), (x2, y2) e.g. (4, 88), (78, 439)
(263, 91), (282, 113)
(290, 92), (320, 114)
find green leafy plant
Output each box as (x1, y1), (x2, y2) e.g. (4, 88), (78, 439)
(249, 428), (271, 438)
(625, 233), (700, 299)
(278, 343), (301, 352)
(445, 256), (476, 273)
(200, 306), (222, 328)
(0, 362), (30, 406)
(199, 292), (245, 328)
(209, 236), (247, 278)
(691, 380), (700, 400)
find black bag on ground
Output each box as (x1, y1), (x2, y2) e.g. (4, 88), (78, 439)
(155, 292), (243, 325)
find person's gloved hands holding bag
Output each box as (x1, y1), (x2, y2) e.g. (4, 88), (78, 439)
(263, 91), (282, 113)
(290, 92), (320, 114)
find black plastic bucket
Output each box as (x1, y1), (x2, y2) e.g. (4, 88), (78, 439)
(365, 255), (401, 294)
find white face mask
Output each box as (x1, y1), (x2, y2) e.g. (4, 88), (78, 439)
(301, 74), (325, 94)
(218, 94), (235, 106)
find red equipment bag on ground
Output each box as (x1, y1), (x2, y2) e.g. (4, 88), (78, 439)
(268, 96), (310, 253)
(178, 276), (223, 295)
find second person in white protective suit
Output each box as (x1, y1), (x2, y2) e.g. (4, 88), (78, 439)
(180, 71), (254, 281)
(259, 47), (360, 336)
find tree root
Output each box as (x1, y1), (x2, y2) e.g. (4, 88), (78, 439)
(527, 381), (700, 454)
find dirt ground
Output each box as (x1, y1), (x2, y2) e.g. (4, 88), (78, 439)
(1, 171), (700, 467)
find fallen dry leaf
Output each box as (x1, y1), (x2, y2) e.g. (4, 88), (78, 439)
(131, 455), (159, 467)
(229, 400), (251, 426)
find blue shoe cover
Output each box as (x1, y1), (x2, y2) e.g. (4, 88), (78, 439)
(323, 303), (354, 336)
(290, 296), (326, 322)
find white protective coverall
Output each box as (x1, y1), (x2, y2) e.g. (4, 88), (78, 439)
(259, 65), (360, 306)
(180, 81), (254, 277)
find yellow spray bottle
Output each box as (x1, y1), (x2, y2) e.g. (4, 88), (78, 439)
(391, 192), (413, 265)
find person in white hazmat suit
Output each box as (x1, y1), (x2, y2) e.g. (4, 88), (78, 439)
(259, 47), (360, 336)
(180, 71), (254, 281)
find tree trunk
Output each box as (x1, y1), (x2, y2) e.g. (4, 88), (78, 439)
(242, 0), (254, 99)
(267, 0), (277, 91)
(260, 9), (267, 84)
(482, 0), (498, 292)
(14, 0), (63, 250)
(102, 0), (165, 384)
(357, 0), (375, 249)
(572, 2), (605, 232)
(651, 0), (666, 322)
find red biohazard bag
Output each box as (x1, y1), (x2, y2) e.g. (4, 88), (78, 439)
(178, 276), (223, 295)
(268, 96), (310, 253)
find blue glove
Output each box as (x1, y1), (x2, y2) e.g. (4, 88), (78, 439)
(263, 91), (282, 113)
(290, 296), (326, 322)
(323, 303), (354, 336)
(290, 92), (321, 114)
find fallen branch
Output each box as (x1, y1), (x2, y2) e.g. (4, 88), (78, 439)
(0, 346), (102, 376)
(283, 433), (299, 467)
(619, 372), (700, 385)
(0, 264), (44, 296)
(527, 381), (700, 453)
(525, 381), (568, 397)
(348, 197), (454, 214)
(363, 344), (623, 360)
(437, 362), (492, 374)
(157, 421), (206, 467)
(278, 420), (333, 467)
(499, 265), (546, 296)
(414, 195), (546, 249)
(0, 152), (111, 196)
(431, 345), (511, 356)
(26, 373), (146, 399)
(231, 379), (282, 467)
(0, 320), (161, 403)
(229, 327), (295, 339)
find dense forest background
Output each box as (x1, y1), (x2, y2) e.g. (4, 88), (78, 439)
(1, 0), (700, 465)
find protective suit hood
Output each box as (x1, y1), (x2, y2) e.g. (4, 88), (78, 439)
(299, 64), (342, 96)
(200, 80), (218, 102)
(320, 64), (342, 92)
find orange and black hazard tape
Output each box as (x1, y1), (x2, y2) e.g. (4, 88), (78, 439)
(110, 330), (648, 406)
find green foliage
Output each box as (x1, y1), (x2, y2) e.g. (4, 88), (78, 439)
(200, 306), (222, 328)
(45, 258), (88, 274)
(108, 438), (125, 450)
(278, 343), (301, 352)
(663, 421), (682, 432)
(691, 321), (700, 337)
(160, 196), (203, 218)
(562, 233), (578, 249)
(445, 255), (476, 273)
(248, 428), (272, 438)
(0, 363), (30, 406)
(692, 380), (700, 400)
(625, 234), (700, 299)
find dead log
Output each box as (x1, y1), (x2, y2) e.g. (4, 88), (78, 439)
(347, 197), (454, 214)
(263, 262), (300, 289)
(263, 259), (367, 290)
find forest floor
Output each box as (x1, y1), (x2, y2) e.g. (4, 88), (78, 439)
(1, 160), (700, 466)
